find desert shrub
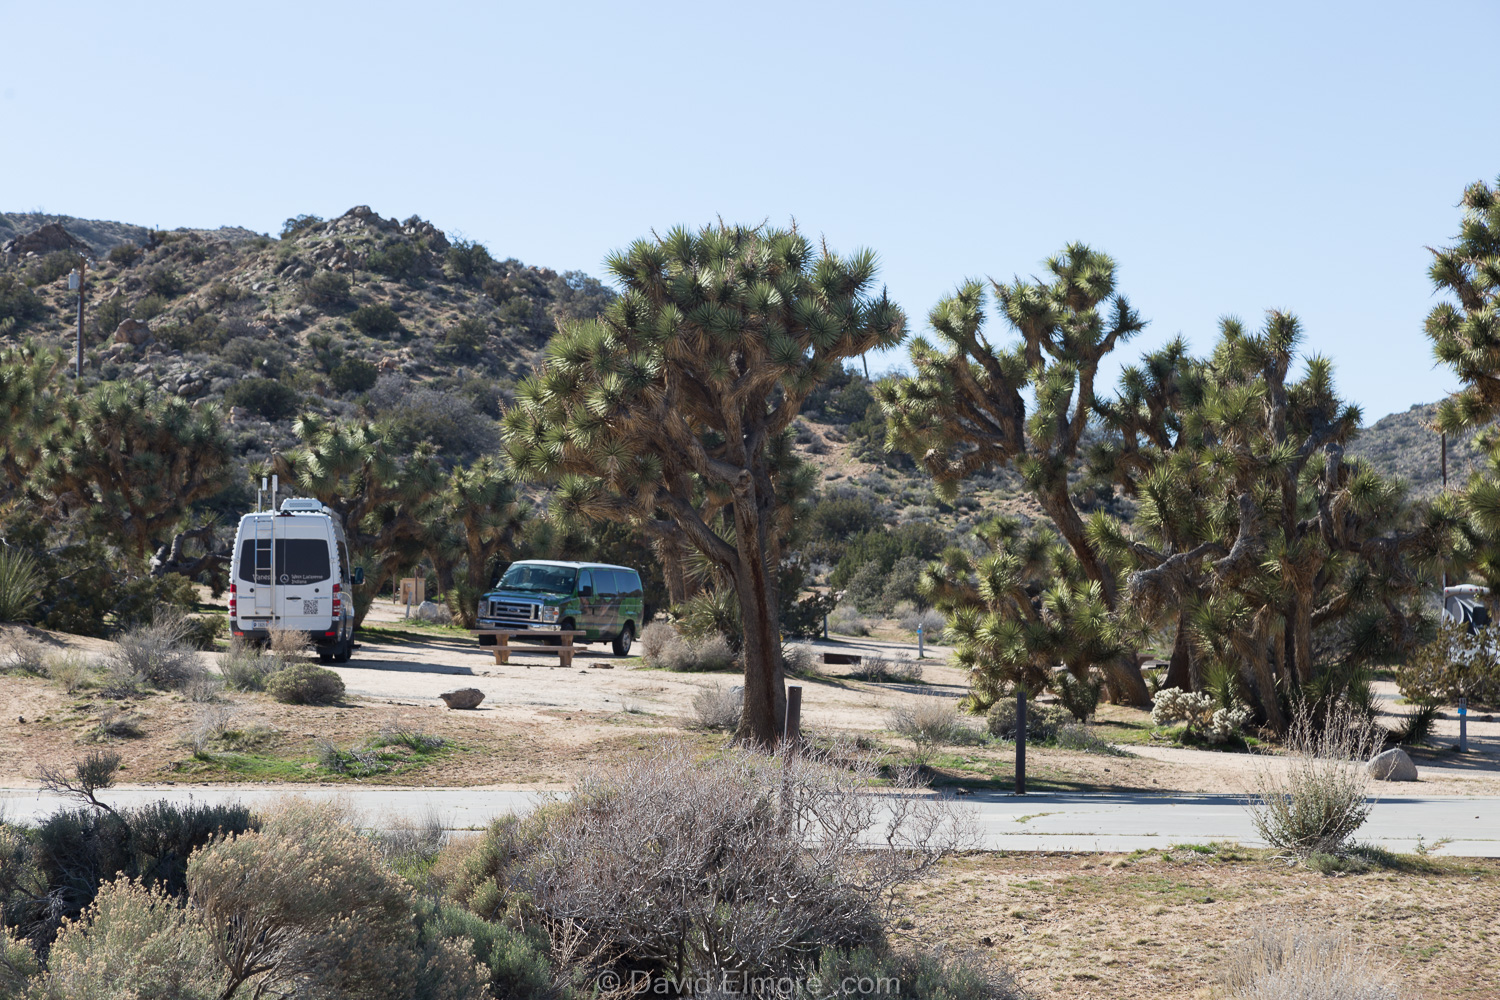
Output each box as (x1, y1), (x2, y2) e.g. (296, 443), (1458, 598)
(0, 546), (44, 622)
(143, 267), (184, 298)
(33, 878), (220, 1000)
(12, 799), (256, 949)
(189, 801), (487, 1000)
(691, 683), (742, 729)
(850, 656), (923, 683)
(888, 700), (980, 762)
(0, 926), (39, 997)
(1223, 923), (1404, 1000)
(646, 630), (737, 672)
(1050, 668), (1103, 722)
(375, 387), (498, 460)
(638, 620), (675, 661)
(444, 240), (495, 284)
(331, 357), (379, 393)
(411, 898), (555, 1000)
(0, 274), (45, 328)
(44, 651), (93, 693)
(985, 699), (1069, 742)
(673, 586), (742, 651)
(26, 250), (83, 286)
(1397, 619), (1500, 706)
(266, 661), (345, 705)
(366, 240), (419, 279)
(1246, 705), (1380, 859)
(1388, 701), (1441, 746)
(188, 703), (240, 753)
(223, 377), (300, 420)
(795, 944), (1028, 1000)
(828, 603), (872, 636)
(354, 301), (408, 340)
(92, 709), (145, 739)
(301, 269), (351, 308)
(437, 316), (490, 363)
(447, 741), (971, 988)
(131, 293), (168, 320)
(268, 627), (313, 661)
(829, 522), (947, 592)
(317, 740), (390, 777)
(107, 241), (143, 266)
(1053, 723), (1131, 757)
(1152, 686), (1250, 743)
(281, 213), (324, 237)
(782, 644), (822, 678)
(217, 639), (275, 691)
(204, 280), (243, 307)
(103, 614), (205, 691)
(0, 633), (46, 675)
(897, 605), (946, 638)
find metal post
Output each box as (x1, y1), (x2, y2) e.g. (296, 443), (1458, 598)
(75, 263), (85, 383)
(784, 684), (803, 754)
(917, 624), (925, 659)
(1459, 696), (1468, 753)
(822, 614), (828, 641)
(1442, 433), (1449, 590)
(1015, 687), (1027, 796)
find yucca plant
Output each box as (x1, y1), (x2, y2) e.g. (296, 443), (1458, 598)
(502, 223), (906, 745)
(0, 545), (42, 622)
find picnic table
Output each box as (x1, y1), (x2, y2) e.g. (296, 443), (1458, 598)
(471, 629), (588, 668)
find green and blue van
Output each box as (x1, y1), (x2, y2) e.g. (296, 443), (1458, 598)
(477, 560), (644, 655)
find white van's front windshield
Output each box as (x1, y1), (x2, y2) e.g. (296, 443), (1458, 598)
(498, 564), (577, 594)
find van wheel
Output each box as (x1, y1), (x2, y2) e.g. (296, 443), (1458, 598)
(612, 623), (634, 657)
(334, 636), (352, 663)
(319, 649), (335, 664)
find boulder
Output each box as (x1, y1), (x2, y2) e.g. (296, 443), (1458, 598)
(1, 222), (90, 257)
(114, 318), (151, 346)
(415, 600), (450, 624)
(1368, 747), (1418, 782)
(440, 688), (484, 710)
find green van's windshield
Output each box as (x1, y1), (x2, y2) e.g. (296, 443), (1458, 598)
(498, 564), (577, 594)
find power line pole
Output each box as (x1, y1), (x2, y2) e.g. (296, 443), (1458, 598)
(68, 261), (86, 389)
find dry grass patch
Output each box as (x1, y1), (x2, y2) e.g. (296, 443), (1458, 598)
(894, 847), (1500, 999)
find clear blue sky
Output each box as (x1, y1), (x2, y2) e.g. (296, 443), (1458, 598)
(3, 0), (1497, 421)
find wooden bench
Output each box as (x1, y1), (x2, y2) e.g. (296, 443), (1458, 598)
(472, 630), (588, 668)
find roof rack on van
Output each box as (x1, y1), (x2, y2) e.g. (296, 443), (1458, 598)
(280, 498), (328, 513)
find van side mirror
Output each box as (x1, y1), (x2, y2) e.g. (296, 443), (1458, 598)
(579, 585), (593, 597)
(352, 567), (365, 585)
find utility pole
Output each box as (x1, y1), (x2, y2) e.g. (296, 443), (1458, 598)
(1442, 432), (1448, 590)
(68, 261), (86, 388)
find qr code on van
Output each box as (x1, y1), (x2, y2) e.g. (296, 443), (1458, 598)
(302, 601), (319, 615)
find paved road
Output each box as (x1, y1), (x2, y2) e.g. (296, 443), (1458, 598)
(4, 786), (1497, 856)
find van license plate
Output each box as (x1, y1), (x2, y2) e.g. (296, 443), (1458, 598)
(302, 600), (319, 615)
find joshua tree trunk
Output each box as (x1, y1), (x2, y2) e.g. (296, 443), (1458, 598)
(730, 493), (787, 747)
(1166, 612), (1194, 691)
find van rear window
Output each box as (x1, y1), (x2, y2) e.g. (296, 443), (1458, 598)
(238, 539), (331, 586)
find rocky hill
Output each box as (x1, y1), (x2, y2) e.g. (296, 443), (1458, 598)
(1346, 401), (1488, 498)
(0, 206), (616, 468)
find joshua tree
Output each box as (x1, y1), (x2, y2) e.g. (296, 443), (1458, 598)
(1427, 174), (1500, 581)
(444, 456), (527, 627)
(880, 245), (1150, 703)
(503, 223), (906, 745)
(39, 382), (233, 563)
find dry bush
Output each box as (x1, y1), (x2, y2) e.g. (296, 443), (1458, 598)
(0, 633), (46, 674)
(638, 621), (675, 662)
(187, 800), (487, 1000)
(44, 651), (94, 693)
(691, 683), (742, 729)
(219, 638), (276, 691)
(827, 604), (872, 637)
(450, 740), (977, 989)
(1224, 924), (1404, 999)
(1247, 704), (1380, 858)
(985, 699), (1069, 742)
(782, 644), (823, 678)
(266, 661), (345, 705)
(851, 656), (923, 683)
(888, 699), (979, 762)
(34, 878), (219, 1000)
(268, 627), (314, 661)
(92, 710), (144, 740)
(189, 703), (242, 754)
(897, 606), (947, 639)
(103, 613), (205, 691)
(645, 628), (738, 672)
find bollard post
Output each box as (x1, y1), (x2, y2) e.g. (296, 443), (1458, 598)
(784, 684), (803, 756)
(917, 624), (925, 658)
(823, 614), (828, 641)
(1459, 696), (1468, 753)
(1015, 686), (1027, 796)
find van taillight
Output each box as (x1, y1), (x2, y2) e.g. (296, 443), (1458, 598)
(331, 582), (341, 615)
(228, 584), (237, 616)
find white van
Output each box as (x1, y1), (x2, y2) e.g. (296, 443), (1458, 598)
(229, 498), (359, 663)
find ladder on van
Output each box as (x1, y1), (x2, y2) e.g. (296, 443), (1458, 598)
(251, 518), (275, 617)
